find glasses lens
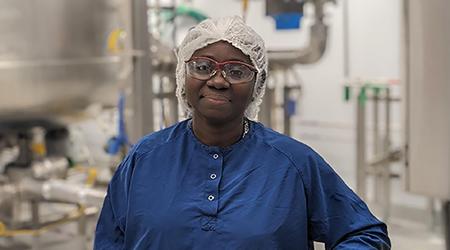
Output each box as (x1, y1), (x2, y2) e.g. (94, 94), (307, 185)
(186, 59), (214, 80)
(186, 57), (255, 84)
(223, 63), (255, 84)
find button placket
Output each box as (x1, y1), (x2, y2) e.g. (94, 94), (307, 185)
(202, 151), (222, 217)
(210, 153), (220, 182)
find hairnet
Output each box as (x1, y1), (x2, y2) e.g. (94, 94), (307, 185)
(175, 16), (268, 120)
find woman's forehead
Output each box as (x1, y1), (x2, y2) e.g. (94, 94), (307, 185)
(191, 41), (252, 64)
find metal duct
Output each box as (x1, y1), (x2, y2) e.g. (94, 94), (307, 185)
(268, 0), (331, 67)
(31, 157), (69, 180)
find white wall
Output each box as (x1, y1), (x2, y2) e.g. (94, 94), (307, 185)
(348, 0), (401, 78)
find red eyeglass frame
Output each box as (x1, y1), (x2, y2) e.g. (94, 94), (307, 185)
(186, 56), (257, 71)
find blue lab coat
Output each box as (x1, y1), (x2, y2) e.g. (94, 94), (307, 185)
(95, 119), (390, 249)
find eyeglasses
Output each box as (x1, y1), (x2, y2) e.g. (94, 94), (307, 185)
(185, 56), (257, 84)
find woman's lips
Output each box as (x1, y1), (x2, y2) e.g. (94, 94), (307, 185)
(201, 94), (230, 105)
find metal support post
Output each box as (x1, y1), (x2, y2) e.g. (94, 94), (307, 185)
(31, 200), (40, 250)
(382, 88), (392, 220)
(260, 88), (274, 128)
(283, 86), (291, 136)
(130, 0), (154, 142)
(444, 200), (450, 250)
(165, 76), (179, 126)
(77, 206), (87, 250)
(373, 89), (381, 203)
(356, 87), (367, 200)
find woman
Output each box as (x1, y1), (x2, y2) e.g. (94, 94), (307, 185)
(95, 16), (391, 249)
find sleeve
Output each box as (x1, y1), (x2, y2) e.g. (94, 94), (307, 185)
(301, 151), (391, 249)
(94, 148), (138, 250)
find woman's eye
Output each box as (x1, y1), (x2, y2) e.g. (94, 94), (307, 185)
(196, 65), (208, 71)
(229, 70), (243, 78)
(194, 62), (212, 72)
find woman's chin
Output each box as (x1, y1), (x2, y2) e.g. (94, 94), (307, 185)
(194, 110), (237, 125)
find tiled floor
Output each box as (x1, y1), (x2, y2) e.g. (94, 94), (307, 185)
(388, 217), (445, 250)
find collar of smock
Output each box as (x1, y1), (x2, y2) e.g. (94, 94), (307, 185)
(186, 118), (254, 154)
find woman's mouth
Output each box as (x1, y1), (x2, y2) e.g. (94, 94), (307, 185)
(201, 94), (230, 105)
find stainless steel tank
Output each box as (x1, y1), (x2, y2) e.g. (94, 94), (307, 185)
(0, 0), (128, 119)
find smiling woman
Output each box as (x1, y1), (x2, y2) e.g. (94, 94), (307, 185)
(94, 16), (391, 250)
(185, 41), (256, 145)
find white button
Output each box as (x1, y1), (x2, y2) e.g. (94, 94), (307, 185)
(212, 154), (219, 159)
(208, 195), (215, 201)
(210, 173), (217, 180)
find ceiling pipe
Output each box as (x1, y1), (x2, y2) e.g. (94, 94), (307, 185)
(268, 0), (333, 67)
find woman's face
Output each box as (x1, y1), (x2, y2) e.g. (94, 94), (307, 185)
(185, 41), (255, 124)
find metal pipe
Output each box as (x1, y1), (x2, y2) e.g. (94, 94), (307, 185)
(444, 201), (450, 250)
(0, 184), (22, 228)
(373, 90), (381, 204)
(31, 157), (69, 180)
(402, 0), (411, 190)
(356, 88), (367, 200)
(166, 76), (179, 126)
(0, 184), (16, 205)
(282, 70), (291, 136)
(259, 87), (274, 128)
(283, 86), (291, 136)
(382, 88), (392, 220)
(367, 150), (401, 168)
(268, 23), (328, 65)
(130, 0), (155, 142)
(19, 179), (105, 207)
(31, 201), (40, 228)
(342, 0), (350, 77)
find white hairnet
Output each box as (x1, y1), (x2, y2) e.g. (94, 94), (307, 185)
(175, 16), (268, 120)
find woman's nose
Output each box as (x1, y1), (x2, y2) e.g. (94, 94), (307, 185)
(206, 70), (230, 89)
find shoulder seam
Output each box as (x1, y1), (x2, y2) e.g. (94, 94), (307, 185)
(134, 128), (188, 161)
(258, 136), (309, 191)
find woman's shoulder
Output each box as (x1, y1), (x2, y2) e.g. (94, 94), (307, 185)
(251, 121), (324, 169)
(132, 120), (190, 157)
(252, 122), (312, 153)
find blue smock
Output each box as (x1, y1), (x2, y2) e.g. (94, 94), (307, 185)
(94, 119), (390, 249)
